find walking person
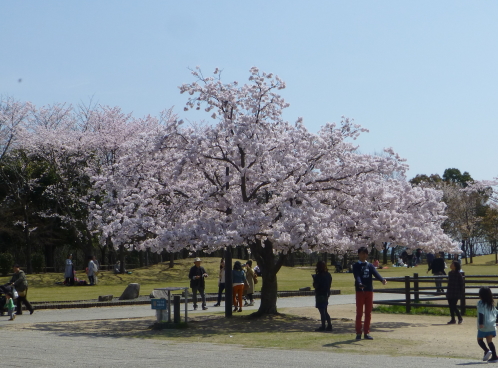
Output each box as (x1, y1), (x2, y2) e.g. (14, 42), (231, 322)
(353, 247), (387, 340)
(64, 254), (74, 286)
(9, 264), (34, 315)
(427, 252), (446, 293)
(476, 287), (498, 362)
(244, 260), (256, 307)
(214, 259), (225, 307)
(312, 260), (332, 331)
(232, 261), (245, 312)
(188, 258), (208, 310)
(446, 260), (464, 324)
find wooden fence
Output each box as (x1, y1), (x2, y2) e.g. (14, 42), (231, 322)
(374, 273), (498, 314)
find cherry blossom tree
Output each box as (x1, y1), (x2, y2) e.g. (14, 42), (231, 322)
(0, 96), (32, 161)
(153, 67), (458, 315)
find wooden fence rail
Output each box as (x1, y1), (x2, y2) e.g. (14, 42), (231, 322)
(374, 273), (498, 314)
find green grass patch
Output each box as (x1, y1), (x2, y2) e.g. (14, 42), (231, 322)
(1, 254), (497, 303)
(373, 303), (477, 317)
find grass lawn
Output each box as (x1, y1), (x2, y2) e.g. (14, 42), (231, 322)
(1, 254), (496, 302)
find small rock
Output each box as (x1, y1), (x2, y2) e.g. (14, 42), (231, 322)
(98, 295), (113, 302)
(119, 283), (140, 300)
(299, 287), (311, 291)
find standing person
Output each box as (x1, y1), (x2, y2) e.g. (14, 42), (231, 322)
(64, 254), (74, 286)
(312, 260), (332, 331)
(188, 258), (208, 310)
(87, 256), (98, 286)
(428, 252), (446, 293)
(9, 264), (34, 315)
(92, 256), (99, 285)
(214, 259), (225, 307)
(446, 260), (464, 324)
(5, 291), (16, 321)
(232, 261), (245, 312)
(476, 287), (498, 362)
(415, 249), (422, 266)
(353, 247), (387, 340)
(426, 252), (435, 270)
(244, 260), (256, 307)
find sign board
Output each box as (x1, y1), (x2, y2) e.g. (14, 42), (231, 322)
(151, 298), (168, 310)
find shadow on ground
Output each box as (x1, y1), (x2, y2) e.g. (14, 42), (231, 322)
(5, 312), (432, 342)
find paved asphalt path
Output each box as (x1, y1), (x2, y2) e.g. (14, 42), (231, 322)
(1, 294), (476, 367)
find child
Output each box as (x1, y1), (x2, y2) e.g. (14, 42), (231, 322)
(5, 291), (15, 321)
(477, 287), (498, 362)
(353, 246), (387, 340)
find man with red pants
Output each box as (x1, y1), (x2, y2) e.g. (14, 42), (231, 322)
(353, 247), (387, 340)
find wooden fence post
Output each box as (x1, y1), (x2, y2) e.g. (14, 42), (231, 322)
(461, 271), (466, 316)
(413, 273), (419, 303)
(405, 275), (411, 313)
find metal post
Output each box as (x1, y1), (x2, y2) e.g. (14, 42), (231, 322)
(167, 290), (172, 323)
(461, 271), (466, 316)
(184, 288), (188, 324)
(225, 246), (233, 317)
(405, 275), (411, 313)
(174, 295), (181, 323)
(413, 273), (419, 303)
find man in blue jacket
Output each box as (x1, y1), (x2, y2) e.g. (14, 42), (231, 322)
(353, 247), (387, 340)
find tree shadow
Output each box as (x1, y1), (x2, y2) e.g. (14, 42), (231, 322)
(7, 312), (434, 343)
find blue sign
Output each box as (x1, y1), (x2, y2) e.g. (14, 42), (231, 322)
(151, 299), (167, 310)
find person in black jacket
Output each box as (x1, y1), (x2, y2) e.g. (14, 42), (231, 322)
(188, 258), (208, 310)
(446, 260), (463, 324)
(353, 247), (387, 340)
(428, 252), (446, 293)
(312, 261), (333, 331)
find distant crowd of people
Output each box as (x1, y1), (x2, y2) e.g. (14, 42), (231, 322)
(188, 257), (259, 312)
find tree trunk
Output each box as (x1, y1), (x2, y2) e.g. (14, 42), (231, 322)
(462, 239), (468, 265)
(249, 239), (286, 316)
(119, 244), (126, 273)
(169, 252), (174, 268)
(383, 243), (388, 265)
(23, 207), (32, 274)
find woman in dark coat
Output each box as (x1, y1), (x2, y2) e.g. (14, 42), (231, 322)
(312, 260), (333, 331)
(446, 260), (464, 324)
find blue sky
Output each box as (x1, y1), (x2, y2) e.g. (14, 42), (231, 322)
(2, 0), (497, 181)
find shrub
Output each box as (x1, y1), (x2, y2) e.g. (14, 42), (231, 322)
(0, 253), (14, 276)
(31, 253), (46, 273)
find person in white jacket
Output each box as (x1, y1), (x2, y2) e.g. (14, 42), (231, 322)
(477, 287), (498, 362)
(87, 256), (98, 285)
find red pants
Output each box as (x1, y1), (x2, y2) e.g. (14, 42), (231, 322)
(233, 284), (244, 308)
(356, 291), (374, 334)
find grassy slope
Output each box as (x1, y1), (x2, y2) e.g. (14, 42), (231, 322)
(1, 255), (496, 302)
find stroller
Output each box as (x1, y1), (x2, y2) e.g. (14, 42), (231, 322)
(0, 284), (14, 316)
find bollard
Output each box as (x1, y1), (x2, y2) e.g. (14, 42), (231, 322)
(405, 275), (411, 313)
(413, 273), (419, 303)
(461, 271), (466, 315)
(174, 295), (181, 323)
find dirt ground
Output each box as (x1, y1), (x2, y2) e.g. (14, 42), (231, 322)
(6, 304), (482, 360)
(288, 304), (477, 359)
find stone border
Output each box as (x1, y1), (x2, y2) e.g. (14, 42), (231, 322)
(27, 289), (340, 310)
